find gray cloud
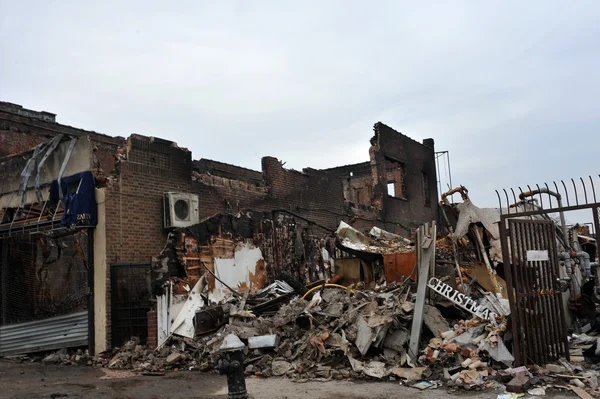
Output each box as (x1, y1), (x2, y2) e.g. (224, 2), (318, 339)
(2, 1), (600, 209)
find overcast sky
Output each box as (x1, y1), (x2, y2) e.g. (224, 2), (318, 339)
(2, 1), (599, 211)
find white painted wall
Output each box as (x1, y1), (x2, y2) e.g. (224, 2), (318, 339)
(156, 243), (265, 342)
(209, 243), (263, 303)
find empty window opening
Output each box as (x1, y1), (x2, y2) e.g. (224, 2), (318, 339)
(387, 183), (395, 197)
(385, 159), (407, 199)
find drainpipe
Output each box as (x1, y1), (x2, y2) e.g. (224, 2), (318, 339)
(572, 251), (591, 279)
(559, 252), (574, 328)
(519, 188), (568, 249)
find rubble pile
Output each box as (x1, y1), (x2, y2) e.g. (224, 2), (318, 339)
(25, 276), (600, 398)
(93, 283), (511, 385)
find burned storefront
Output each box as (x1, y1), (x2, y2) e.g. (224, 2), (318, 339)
(0, 137), (100, 356)
(0, 101), (440, 358)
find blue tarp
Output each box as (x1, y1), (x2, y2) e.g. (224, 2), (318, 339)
(49, 171), (97, 227)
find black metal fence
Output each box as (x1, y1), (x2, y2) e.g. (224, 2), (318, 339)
(110, 263), (151, 348)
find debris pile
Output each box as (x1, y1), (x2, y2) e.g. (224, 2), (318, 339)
(94, 282), (507, 384)
(18, 183), (600, 399)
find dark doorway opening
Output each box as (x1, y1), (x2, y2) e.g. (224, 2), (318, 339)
(111, 263), (151, 348)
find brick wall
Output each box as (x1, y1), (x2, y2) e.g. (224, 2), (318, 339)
(0, 130), (49, 158)
(193, 159), (264, 185)
(192, 157), (368, 233)
(0, 107), (121, 158)
(103, 136), (192, 348)
(105, 137), (192, 264)
(371, 122), (439, 233)
(146, 310), (157, 350)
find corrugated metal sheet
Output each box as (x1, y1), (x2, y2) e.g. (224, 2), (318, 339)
(0, 311), (88, 356)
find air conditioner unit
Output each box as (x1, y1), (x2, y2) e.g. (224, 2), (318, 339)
(164, 192), (200, 228)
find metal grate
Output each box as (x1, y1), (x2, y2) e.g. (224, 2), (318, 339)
(503, 219), (570, 365)
(111, 263), (151, 348)
(0, 231), (89, 326)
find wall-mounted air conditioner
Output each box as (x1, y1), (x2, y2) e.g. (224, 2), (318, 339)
(164, 192), (199, 228)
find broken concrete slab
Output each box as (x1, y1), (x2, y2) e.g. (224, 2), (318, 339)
(355, 316), (376, 356)
(271, 360), (292, 376)
(480, 339), (514, 367)
(422, 305), (450, 337)
(545, 364), (567, 373)
(248, 335), (279, 349)
(166, 352), (184, 365)
(382, 327), (409, 353)
(42, 353), (61, 364)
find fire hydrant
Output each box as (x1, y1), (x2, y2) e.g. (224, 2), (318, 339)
(216, 334), (248, 399)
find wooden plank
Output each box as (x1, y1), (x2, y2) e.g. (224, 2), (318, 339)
(463, 263), (508, 297)
(570, 386), (593, 399)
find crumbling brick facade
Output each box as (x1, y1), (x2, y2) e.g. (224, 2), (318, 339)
(191, 122), (438, 236)
(0, 102), (439, 352)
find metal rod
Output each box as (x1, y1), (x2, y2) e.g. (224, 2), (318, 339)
(436, 152), (442, 202)
(580, 177), (588, 204)
(590, 176), (597, 203)
(561, 180), (570, 207)
(536, 184), (544, 209)
(446, 152), (453, 203)
(544, 183), (553, 209)
(571, 178), (579, 206)
(496, 190), (503, 215)
(505, 189), (511, 215)
(593, 206), (600, 263)
(553, 181), (561, 207)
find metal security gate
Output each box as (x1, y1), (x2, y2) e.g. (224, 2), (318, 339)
(0, 230), (92, 356)
(111, 263), (151, 348)
(501, 219), (570, 365)
(496, 175), (600, 365)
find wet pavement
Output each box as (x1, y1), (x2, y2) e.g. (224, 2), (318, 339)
(0, 359), (575, 399)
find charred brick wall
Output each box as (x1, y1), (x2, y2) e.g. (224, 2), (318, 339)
(152, 212), (335, 293)
(370, 122), (438, 233)
(192, 134), (436, 238)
